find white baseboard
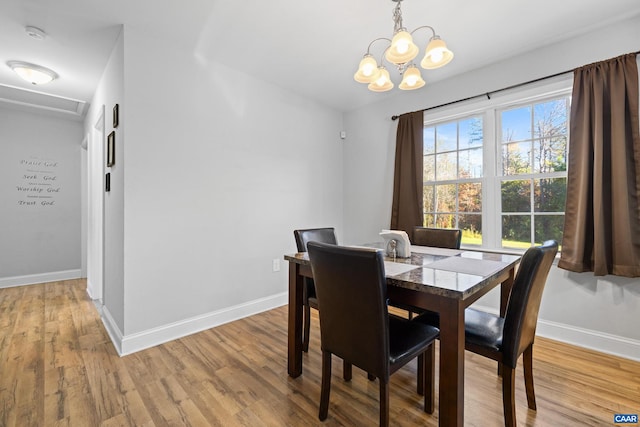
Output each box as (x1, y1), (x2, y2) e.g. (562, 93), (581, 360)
(101, 306), (124, 355)
(474, 304), (640, 362)
(536, 319), (640, 362)
(0, 270), (82, 289)
(102, 292), (289, 356)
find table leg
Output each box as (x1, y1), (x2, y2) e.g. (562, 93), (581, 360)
(288, 262), (304, 377)
(437, 298), (465, 427)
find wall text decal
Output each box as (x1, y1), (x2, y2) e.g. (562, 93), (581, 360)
(16, 156), (61, 207)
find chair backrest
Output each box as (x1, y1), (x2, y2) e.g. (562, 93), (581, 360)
(412, 227), (462, 249)
(502, 240), (558, 368)
(294, 228), (337, 252)
(307, 242), (391, 381)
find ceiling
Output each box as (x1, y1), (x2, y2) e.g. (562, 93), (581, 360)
(1, 0), (640, 115)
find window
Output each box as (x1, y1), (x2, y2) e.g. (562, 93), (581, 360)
(423, 117), (483, 245)
(422, 84), (570, 251)
(499, 98), (568, 249)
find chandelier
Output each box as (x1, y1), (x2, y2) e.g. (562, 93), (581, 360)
(354, 0), (454, 92)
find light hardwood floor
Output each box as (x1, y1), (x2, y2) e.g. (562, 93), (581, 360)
(0, 279), (638, 426)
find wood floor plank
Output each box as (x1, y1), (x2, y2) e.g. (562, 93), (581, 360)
(0, 279), (638, 426)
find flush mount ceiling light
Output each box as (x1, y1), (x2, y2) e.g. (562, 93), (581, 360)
(7, 61), (58, 85)
(354, 0), (454, 92)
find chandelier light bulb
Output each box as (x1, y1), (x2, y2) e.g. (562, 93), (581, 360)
(368, 66), (394, 92)
(385, 30), (419, 65)
(399, 65), (425, 90)
(354, 55), (380, 83)
(421, 36), (454, 69)
(431, 49), (444, 63)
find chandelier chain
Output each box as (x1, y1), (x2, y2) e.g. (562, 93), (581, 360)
(392, 1), (404, 34)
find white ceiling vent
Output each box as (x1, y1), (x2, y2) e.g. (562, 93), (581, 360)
(0, 84), (88, 117)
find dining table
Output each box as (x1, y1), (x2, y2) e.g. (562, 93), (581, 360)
(284, 242), (521, 427)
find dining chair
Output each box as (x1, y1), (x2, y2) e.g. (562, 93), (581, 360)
(392, 226), (463, 319)
(414, 240), (558, 427)
(293, 227), (337, 353)
(412, 226), (462, 249)
(307, 241), (439, 426)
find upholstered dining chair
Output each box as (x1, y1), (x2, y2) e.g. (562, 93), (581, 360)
(392, 227), (463, 319)
(307, 241), (439, 426)
(414, 240), (558, 427)
(412, 226), (462, 249)
(293, 228), (337, 353)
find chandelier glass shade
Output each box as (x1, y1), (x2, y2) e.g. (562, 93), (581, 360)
(354, 0), (453, 92)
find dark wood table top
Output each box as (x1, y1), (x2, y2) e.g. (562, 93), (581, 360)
(284, 244), (520, 300)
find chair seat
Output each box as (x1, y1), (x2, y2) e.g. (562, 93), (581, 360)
(307, 296), (319, 309)
(412, 308), (504, 352)
(388, 316), (439, 366)
(464, 308), (504, 351)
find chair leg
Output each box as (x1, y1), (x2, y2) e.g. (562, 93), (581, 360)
(319, 351), (332, 421)
(523, 344), (537, 410)
(343, 360), (352, 381)
(422, 345), (435, 414)
(303, 304), (311, 352)
(379, 379), (390, 427)
(417, 354), (424, 396)
(502, 364), (517, 427)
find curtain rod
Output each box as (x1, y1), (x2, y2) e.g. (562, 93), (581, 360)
(391, 50), (640, 121)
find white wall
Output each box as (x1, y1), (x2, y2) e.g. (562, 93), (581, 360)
(343, 15), (640, 360)
(0, 106), (83, 287)
(104, 26), (343, 353)
(84, 27), (125, 334)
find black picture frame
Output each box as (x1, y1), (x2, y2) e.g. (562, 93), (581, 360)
(107, 131), (115, 167)
(113, 104), (119, 128)
(105, 172), (111, 192)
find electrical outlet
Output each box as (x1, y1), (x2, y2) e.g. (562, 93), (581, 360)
(272, 258), (280, 272)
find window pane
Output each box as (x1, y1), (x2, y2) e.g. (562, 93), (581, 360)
(502, 215), (531, 248)
(459, 117), (483, 148)
(502, 180), (531, 212)
(423, 214), (435, 227)
(534, 215), (564, 246)
(436, 123), (457, 152)
(534, 178), (567, 212)
(502, 141), (532, 175)
(533, 99), (567, 138)
(424, 154), (435, 181)
(501, 106), (531, 142)
(435, 184), (456, 212)
(435, 213), (455, 229)
(424, 127), (435, 154)
(459, 182), (482, 212)
(459, 148), (483, 178)
(424, 185), (435, 212)
(459, 214), (482, 245)
(436, 152), (457, 180)
(533, 136), (567, 173)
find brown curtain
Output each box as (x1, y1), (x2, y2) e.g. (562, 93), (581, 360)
(558, 53), (640, 277)
(390, 111), (424, 240)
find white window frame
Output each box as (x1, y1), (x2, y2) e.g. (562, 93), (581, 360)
(423, 76), (573, 252)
